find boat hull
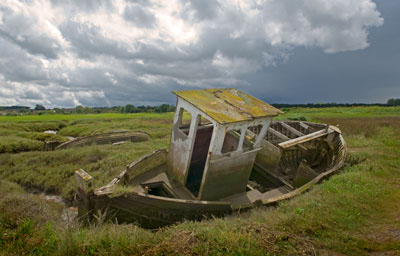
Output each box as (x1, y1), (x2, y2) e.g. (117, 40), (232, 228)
(75, 121), (346, 228)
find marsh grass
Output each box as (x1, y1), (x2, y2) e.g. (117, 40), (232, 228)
(316, 116), (400, 137)
(0, 139), (169, 201)
(0, 109), (400, 255)
(0, 136), (43, 153)
(0, 114), (172, 153)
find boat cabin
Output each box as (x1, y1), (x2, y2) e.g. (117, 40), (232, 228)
(168, 88), (282, 200)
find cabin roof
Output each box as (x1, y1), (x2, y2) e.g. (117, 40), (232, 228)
(173, 88), (283, 124)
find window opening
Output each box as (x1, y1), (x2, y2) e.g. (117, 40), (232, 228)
(199, 115), (212, 126)
(178, 108), (192, 136)
(243, 125), (263, 151)
(221, 129), (241, 154)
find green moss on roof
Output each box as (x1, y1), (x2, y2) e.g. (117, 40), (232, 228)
(173, 88), (283, 124)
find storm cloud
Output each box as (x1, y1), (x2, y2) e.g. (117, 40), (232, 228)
(0, 0), (392, 108)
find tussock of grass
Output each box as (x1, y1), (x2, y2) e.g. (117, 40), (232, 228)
(0, 139), (169, 201)
(16, 131), (69, 143)
(58, 118), (171, 139)
(0, 136), (43, 153)
(109, 184), (136, 198)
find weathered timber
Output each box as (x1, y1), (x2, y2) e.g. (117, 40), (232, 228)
(268, 127), (291, 141)
(57, 131), (150, 149)
(280, 122), (304, 137)
(278, 128), (334, 149)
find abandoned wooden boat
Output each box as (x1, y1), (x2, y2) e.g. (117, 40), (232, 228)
(75, 89), (346, 228)
(56, 130), (150, 150)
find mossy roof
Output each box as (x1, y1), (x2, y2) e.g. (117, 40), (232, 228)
(173, 88), (283, 124)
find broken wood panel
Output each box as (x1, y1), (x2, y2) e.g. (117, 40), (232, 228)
(268, 127), (290, 141)
(278, 129), (334, 149)
(254, 163), (294, 190)
(280, 122), (304, 137)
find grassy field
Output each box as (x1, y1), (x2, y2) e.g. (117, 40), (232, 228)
(0, 106), (399, 255)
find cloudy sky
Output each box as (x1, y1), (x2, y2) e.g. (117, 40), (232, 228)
(0, 0), (398, 108)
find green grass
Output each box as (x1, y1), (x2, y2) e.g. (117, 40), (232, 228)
(0, 112), (175, 122)
(276, 105), (400, 120)
(0, 107), (399, 255)
(0, 136), (43, 153)
(0, 139), (169, 200)
(0, 113), (173, 153)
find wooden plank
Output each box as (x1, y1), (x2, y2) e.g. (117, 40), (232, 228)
(268, 127), (290, 141)
(254, 163), (294, 190)
(299, 122), (309, 130)
(281, 122), (304, 137)
(278, 129), (334, 149)
(297, 144), (309, 152)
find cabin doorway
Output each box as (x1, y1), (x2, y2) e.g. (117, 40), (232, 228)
(185, 117), (214, 197)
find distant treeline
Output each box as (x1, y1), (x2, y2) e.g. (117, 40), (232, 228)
(271, 98), (400, 108)
(0, 106), (30, 110)
(0, 104), (177, 115)
(272, 103), (388, 108)
(1, 98), (400, 115)
(272, 99), (400, 108)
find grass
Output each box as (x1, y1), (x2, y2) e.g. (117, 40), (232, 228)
(276, 105), (400, 120)
(0, 113), (173, 154)
(0, 136), (43, 153)
(0, 112), (175, 122)
(0, 139), (169, 200)
(0, 107), (399, 255)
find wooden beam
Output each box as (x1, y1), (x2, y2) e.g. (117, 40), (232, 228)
(299, 122), (309, 130)
(278, 129), (334, 149)
(297, 144), (309, 152)
(268, 127), (290, 141)
(254, 163), (294, 190)
(280, 122), (304, 137)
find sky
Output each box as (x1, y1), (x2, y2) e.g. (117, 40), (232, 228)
(0, 0), (398, 108)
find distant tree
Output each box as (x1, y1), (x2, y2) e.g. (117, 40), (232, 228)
(34, 104), (46, 110)
(125, 104), (137, 113)
(167, 105), (176, 112)
(160, 104), (169, 112)
(83, 107), (92, 113)
(75, 105), (84, 113)
(387, 98), (400, 106)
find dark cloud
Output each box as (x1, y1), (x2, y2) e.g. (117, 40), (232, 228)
(50, 0), (114, 12)
(0, 5), (62, 59)
(0, 38), (49, 82)
(245, 0), (400, 104)
(124, 4), (156, 28)
(59, 20), (143, 60)
(181, 0), (220, 21)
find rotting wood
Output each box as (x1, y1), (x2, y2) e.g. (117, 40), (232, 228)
(268, 127), (290, 141)
(280, 122), (304, 137)
(254, 163), (294, 190)
(57, 130), (150, 150)
(299, 122), (310, 130)
(278, 128), (334, 149)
